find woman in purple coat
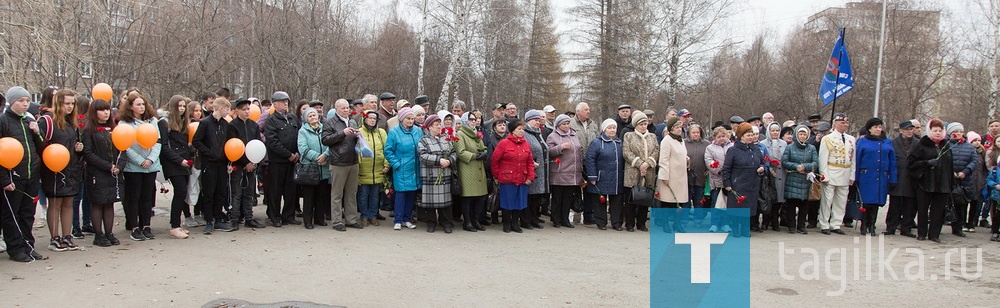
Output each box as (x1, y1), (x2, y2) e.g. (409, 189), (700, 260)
(855, 118), (897, 236)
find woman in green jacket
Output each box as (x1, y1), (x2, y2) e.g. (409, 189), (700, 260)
(455, 112), (489, 232)
(358, 110), (388, 226)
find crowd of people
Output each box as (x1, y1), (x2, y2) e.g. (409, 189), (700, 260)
(0, 85), (998, 263)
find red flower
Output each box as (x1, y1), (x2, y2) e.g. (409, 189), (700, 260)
(859, 207), (867, 213)
(32, 196), (40, 203)
(350, 111), (357, 116)
(736, 196), (747, 204)
(96, 127), (109, 132)
(654, 193), (660, 198)
(819, 174), (826, 182)
(699, 198), (705, 205)
(710, 161), (720, 168)
(554, 158), (561, 165)
(78, 123), (85, 128)
(477, 131), (483, 139)
(599, 195), (607, 203)
(184, 160), (193, 166)
(77, 115), (85, 120)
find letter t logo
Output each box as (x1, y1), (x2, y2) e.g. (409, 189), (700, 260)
(675, 233), (728, 284)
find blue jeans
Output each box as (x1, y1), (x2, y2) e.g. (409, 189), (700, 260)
(710, 189), (728, 226)
(72, 182), (91, 229)
(358, 184), (381, 220)
(393, 190), (416, 224)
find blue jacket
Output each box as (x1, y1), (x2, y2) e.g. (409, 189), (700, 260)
(119, 118), (162, 173)
(950, 140), (978, 189)
(722, 140), (764, 214)
(987, 167), (1000, 202)
(385, 124), (423, 192)
(855, 135), (897, 205)
(585, 133), (624, 195)
(297, 123), (331, 181)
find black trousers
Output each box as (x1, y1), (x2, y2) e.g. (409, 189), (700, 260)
(885, 195), (916, 234)
(952, 199), (968, 233)
(199, 163), (229, 224)
(168, 175), (189, 228)
(228, 169), (257, 222)
(916, 190), (948, 239)
(784, 199), (808, 230)
(422, 206), (453, 227)
(807, 200), (820, 226)
(1, 180), (39, 257)
(267, 163), (298, 222)
(967, 198), (983, 228)
(583, 191), (596, 222)
(301, 180), (330, 224)
(525, 194), (545, 225)
(990, 200), (999, 234)
(591, 194), (624, 228)
(123, 172), (156, 230)
(460, 195), (485, 227)
(550, 185), (577, 226)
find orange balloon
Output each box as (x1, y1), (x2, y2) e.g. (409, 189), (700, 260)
(136, 123), (158, 149)
(224, 138), (245, 162)
(269, 106), (275, 114)
(111, 124), (136, 151)
(187, 122), (199, 144)
(249, 104), (261, 121)
(42, 144), (70, 173)
(92, 83), (113, 102)
(0, 137), (24, 169)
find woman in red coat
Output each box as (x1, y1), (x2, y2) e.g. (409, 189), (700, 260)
(491, 120), (536, 233)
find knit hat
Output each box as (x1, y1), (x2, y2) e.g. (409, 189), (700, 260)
(600, 118), (617, 133)
(968, 131), (982, 143)
(796, 124), (810, 136)
(630, 112), (648, 128)
(423, 115), (441, 129)
(665, 117), (681, 133)
(302, 107), (319, 121)
(411, 105), (426, 115)
(524, 109), (544, 122)
(947, 122), (964, 135)
(5, 87), (30, 106)
(735, 122), (753, 138)
(554, 114), (571, 127)
(397, 107), (414, 122)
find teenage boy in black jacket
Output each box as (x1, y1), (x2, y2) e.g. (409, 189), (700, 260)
(193, 98), (235, 234)
(227, 99), (265, 230)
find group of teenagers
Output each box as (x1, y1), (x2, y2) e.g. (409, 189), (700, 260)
(1, 84), (998, 263)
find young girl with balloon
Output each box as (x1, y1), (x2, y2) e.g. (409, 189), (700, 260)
(82, 99), (124, 247)
(38, 89), (83, 252)
(118, 91), (162, 241)
(158, 95), (194, 239)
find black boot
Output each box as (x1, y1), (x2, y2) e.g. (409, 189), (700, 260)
(730, 217), (741, 238)
(502, 210), (512, 233)
(511, 210), (523, 233)
(461, 202), (476, 232)
(471, 203), (486, 231)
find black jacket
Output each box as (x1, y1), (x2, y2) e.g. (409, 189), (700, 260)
(263, 111), (300, 164)
(82, 123), (124, 204)
(158, 119), (193, 178)
(908, 136), (954, 194)
(0, 108), (43, 188)
(38, 111), (81, 197)
(889, 134), (916, 197)
(227, 116), (259, 166)
(192, 115), (233, 164)
(321, 115), (359, 166)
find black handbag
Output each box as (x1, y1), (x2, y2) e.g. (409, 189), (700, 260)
(758, 173), (777, 215)
(951, 184), (971, 205)
(630, 179), (656, 207)
(486, 180), (500, 212)
(451, 169), (462, 195)
(293, 163), (321, 185)
(944, 203), (957, 223)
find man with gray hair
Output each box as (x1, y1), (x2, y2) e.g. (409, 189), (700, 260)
(569, 102), (599, 225)
(451, 100), (466, 117)
(322, 99), (363, 231)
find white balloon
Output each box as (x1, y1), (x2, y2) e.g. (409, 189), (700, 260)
(245, 139), (266, 164)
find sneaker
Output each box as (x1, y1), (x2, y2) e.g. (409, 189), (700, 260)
(404, 222), (417, 229)
(71, 228), (84, 239)
(93, 234), (112, 247)
(968, 227), (976, 233)
(0, 240), (5, 253)
(142, 227), (155, 240)
(169, 228), (189, 239)
(48, 237), (68, 252)
(721, 225), (732, 233)
(81, 224), (96, 234)
(61, 235), (79, 250)
(203, 223), (214, 234)
(9, 252), (32, 262)
(195, 217), (207, 226)
(369, 218), (380, 226)
(980, 219), (991, 228)
(230, 221), (240, 231)
(708, 225), (718, 233)
(962, 227), (971, 232)
(393, 223), (402, 230)
(130, 228), (147, 241)
(214, 221), (234, 232)
(183, 217), (200, 228)
(32, 219), (44, 228)
(106, 233), (121, 245)
(29, 250), (47, 260)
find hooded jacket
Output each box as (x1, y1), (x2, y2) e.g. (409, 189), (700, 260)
(385, 123), (423, 191)
(585, 133), (624, 195)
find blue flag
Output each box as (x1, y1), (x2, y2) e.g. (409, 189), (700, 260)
(819, 28), (854, 105)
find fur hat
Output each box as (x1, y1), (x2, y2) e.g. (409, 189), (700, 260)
(735, 122), (753, 138)
(630, 112), (649, 128)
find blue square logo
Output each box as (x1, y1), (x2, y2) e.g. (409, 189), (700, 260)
(650, 208), (750, 307)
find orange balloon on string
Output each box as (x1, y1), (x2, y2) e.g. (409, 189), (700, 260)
(111, 124), (136, 151)
(0, 137), (24, 169)
(92, 83), (113, 102)
(135, 123), (158, 149)
(224, 138), (245, 162)
(249, 104), (261, 121)
(188, 122), (199, 144)
(42, 144), (70, 173)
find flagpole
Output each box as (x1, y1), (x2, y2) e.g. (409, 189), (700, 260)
(830, 27), (846, 123)
(873, 0), (888, 118)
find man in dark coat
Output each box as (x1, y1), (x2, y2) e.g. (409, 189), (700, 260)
(322, 99), (364, 231)
(263, 91), (301, 227)
(885, 121), (918, 236)
(613, 104), (632, 139)
(227, 99), (265, 229)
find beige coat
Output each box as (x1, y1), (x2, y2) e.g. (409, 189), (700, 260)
(623, 131), (659, 188)
(657, 136), (689, 203)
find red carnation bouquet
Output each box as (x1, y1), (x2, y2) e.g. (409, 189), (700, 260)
(730, 189), (747, 205)
(710, 160), (720, 168)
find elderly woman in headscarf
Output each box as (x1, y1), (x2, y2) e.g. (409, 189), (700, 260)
(854, 117), (897, 236)
(722, 123), (765, 238)
(656, 116), (689, 232)
(454, 112), (489, 232)
(522, 109), (550, 230)
(417, 115), (457, 233)
(760, 122), (787, 231)
(547, 114), (582, 228)
(586, 119), (625, 230)
(781, 125), (818, 234)
(624, 112), (658, 232)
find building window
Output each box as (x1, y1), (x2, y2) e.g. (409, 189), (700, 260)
(79, 61), (92, 78)
(80, 29), (91, 46)
(56, 60), (66, 77)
